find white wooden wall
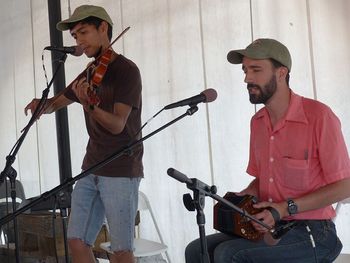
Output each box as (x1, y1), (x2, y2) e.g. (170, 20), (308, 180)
(0, 0), (349, 262)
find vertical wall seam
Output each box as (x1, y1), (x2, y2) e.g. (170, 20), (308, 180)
(32, 0), (42, 193)
(11, 6), (20, 179)
(120, 0), (125, 54)
(249, 0), (254, 42)
(166, 0), (173, 93)
(306, 0), (317, 100)
(197, 0), (215, 188)
(68, 0), (71, 16)
(249, 0), (257, 113)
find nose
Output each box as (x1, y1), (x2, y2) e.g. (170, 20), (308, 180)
(244, 72), (251, 84)
(74, 35), (84, 46)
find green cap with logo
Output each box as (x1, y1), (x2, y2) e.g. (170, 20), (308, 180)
(56, 5), (113, 31)
(227, 38), (292, 71)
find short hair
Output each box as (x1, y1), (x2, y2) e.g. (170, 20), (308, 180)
(270, 58), (290, 85)
(68, 16), (113, 41)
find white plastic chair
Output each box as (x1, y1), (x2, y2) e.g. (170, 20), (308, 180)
(333, 197), (350, 223)
(100, 191), (170, 262)
(333, 198), (350, 262)
(0, 179), (25, 245)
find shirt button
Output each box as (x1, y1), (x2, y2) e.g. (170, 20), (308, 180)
(269, 178), (274, 183)
(268, 198), (273, 202)
(270, 136), (274, 140)
(270, 157), (274, 162)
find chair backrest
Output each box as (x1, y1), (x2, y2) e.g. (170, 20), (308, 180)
(100, 191), (170, 262)
(136, 191), (170, 262)
(0, 179), (25, 203)
(0, 179), (26, 244)
(138, 191), (151, 211)
(136, 191), (164, 243)
(333, 197), (350, 223)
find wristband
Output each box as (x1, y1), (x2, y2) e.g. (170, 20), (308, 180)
(267, 206), (281, 223)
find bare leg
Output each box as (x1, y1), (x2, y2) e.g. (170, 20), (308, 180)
(69, 238), (96, 263)
(110, 250), (135, 263)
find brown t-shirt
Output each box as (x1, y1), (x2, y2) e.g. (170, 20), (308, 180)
(64, 54), (143, 178)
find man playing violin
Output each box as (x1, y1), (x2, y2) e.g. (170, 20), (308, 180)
(25, 5), (143, 263)
(185, 39), (350, 262)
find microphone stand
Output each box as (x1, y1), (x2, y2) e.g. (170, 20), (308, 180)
(0, 105), (199, 262)
(168, 168), (273, 263)
(0, 52), (67, 263)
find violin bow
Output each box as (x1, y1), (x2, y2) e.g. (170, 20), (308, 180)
(94, 26), (130, 62)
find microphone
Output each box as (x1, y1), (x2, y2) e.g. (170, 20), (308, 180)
(167, 168), (193, 185)
(164, 88), (217, 110)
(44, 45), (84, 57)
(167, 168), (217, 194)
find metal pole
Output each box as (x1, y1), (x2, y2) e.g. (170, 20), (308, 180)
(47, 0), (73, 191)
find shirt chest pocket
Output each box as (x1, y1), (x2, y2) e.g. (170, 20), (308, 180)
(281, 157), (310, 191)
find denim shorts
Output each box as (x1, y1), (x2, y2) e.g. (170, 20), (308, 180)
(67, 174), (141, 252)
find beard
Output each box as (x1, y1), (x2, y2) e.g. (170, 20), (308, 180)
(248, 75), (277, 104)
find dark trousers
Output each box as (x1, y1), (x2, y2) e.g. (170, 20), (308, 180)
(185, 220), (342, 263)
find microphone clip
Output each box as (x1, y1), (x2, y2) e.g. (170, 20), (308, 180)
(186, 105), (199, 115)
(271, 220), (298, 239)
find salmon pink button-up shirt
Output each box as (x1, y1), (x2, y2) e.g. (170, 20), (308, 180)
(247, 91), (350, 220)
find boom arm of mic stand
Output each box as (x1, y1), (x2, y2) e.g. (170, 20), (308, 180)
(169, 170), (273, 231)
(208, 192), (272, 231)
(0, 105), (199, 227)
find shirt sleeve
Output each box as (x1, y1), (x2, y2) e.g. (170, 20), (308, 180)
(63, 71), (86, 103)
(246, 118), (259, 177)
(316, 107), (350, 184)
(113, 64), (142, 109)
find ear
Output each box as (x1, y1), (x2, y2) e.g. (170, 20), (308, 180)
(277, 67), (288, 82)
(99, 21), (109, 34)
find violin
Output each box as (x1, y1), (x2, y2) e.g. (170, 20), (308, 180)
(83, 27), (130, 110)
(40, 27), (130, 112)
(86, 47), (113, 110)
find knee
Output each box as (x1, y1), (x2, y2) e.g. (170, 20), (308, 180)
(110, 250), (135, 263)
(185, 239), (201, 263)
(68, 238), (90, 253)
(214, 242), (244, 262)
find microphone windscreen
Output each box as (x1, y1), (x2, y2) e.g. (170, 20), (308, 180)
(202, 88), (218, 103)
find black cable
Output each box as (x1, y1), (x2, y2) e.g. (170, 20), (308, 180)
(124, 108), (164, 157)
(133, 108), (164, 140)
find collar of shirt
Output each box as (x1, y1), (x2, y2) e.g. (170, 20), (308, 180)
(253, 90), (309, 132)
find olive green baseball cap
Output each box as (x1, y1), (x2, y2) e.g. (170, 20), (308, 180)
(56, 5), (113, 31)
(227, 38), (292, 71)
